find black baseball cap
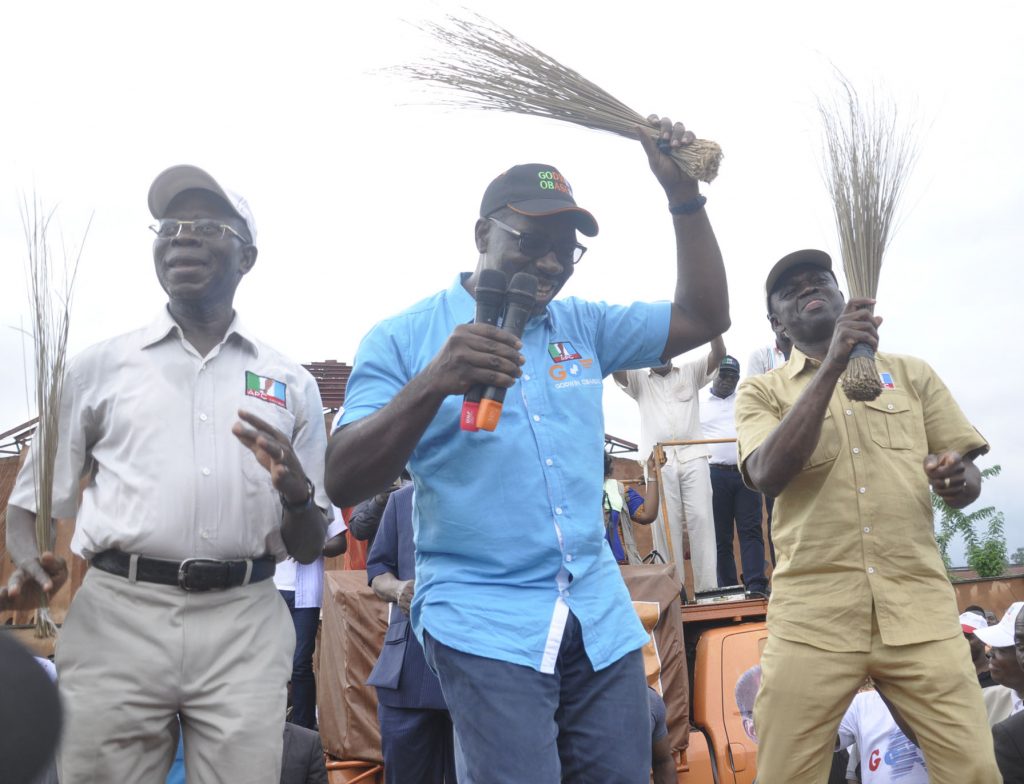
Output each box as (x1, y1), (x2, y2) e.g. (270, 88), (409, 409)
(718, 355), (741, 376)
(480, 163), (599, 237)
(764, 249), (834, 314)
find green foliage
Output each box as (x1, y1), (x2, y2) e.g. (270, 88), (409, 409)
(934, 465), (1007, 578)
(1012, 547), (1024, 567)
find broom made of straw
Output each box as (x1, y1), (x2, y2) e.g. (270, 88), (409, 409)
(21, 196), (88, 638)
(392, 13), (723, 184)
(818, 75), (917, 401)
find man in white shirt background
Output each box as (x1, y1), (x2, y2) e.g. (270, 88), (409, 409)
(614, 336), (725, 593)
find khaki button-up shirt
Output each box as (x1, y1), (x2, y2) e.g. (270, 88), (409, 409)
(735, 349), (988, 652)
(10, 308), (329, 562)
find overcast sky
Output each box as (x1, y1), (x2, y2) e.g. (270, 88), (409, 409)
(2, 1), (1021, 565)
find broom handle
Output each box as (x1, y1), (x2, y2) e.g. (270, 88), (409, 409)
(849, 343), (875, 361)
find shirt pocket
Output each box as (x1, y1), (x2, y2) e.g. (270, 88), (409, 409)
(864, 393), (914, 450)
(805, 409), (840, 468)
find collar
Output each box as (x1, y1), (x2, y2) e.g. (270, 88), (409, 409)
(139, 306), (260, 357)
(783, 346), (820, 379)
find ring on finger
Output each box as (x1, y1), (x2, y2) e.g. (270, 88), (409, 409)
(943, 477), (950, 489)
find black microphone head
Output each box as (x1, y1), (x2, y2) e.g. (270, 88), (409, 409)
(475, 269), (508, 306)
(506, 272), (538, 307)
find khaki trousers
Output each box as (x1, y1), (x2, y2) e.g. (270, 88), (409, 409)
(754, 615), (1001, 784)
(55, 567), (295, 783)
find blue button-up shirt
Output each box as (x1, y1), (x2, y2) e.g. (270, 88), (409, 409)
(340, 274), (669, 672)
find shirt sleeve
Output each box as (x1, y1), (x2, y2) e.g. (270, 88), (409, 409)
(913, 358), (989, 459)
(590, 300), (672, 376)
(338, 320), (412, 429)
(734, 376), (784, 486)
(837, 694), (860, 750)
(9, 356), (96, 519)
(290, 369), (331, 512)
(684, 352), (714, 390)
(614, 368), (641, 399)
(746, 347), (768, 378)
(626, 486), (645, 517)
(366, 491), (400, 584)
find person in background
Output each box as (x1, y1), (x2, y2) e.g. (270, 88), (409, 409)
(977, 603), (1024, 726)
(699, 354), (768, 596)
(613, 335), (726, 591)
(838, 684), (929, 784)
(992, 606), (1024, 782)
(648, 687), (676, 784)
(275, 522), (348, 729)
(348, 471), (410, 550)
(603, 451), (660, 565)
(961, 609), (995, 688)
(367, 483), (457, 783)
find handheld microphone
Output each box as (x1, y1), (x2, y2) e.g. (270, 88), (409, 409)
(460, 269), (508, 431)
(476, 272), (538, 432)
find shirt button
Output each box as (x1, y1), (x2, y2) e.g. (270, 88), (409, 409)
(202, 467), (211, 476)
(523, 374), (531, 381)
(533, 415), (541, 422)
(845, 409), (853, 416)
(565, 554), (573, 562)
(858, 487), (866, 494)
(545, 458), (553, 466)
(887, 403), (894, 410)
(201, 530), (210, 539)
(863, 527), (871, 534)
(555, 507), (563, 515)
(199, 413), (208, 422)
(867, 567), (875, 574)
(852, 447), (860, 455)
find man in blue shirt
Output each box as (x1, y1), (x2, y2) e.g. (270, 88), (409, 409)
(326, 116), (729, 783)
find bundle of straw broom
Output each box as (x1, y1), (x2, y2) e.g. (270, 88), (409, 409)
(818, 74), (917, 401)
(21, 196), (88, 638)
(393, 13), (723, 184)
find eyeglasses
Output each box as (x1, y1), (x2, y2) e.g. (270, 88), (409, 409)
(149, 219), (249, 243)
(487, 217), (587, 265)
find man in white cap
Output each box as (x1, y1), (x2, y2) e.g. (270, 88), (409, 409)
(5, 165), (330, 783)
(977, 603), (1024, 726)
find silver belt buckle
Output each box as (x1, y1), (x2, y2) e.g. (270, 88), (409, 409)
(177, 557), (226, 592)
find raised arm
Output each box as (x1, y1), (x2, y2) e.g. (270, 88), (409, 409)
(629, 453), (662, 525)
(325, 323), (523, 508)
(744, 300), (879, 497)
(637, 117), (730, 362)
(705, 335), (726, 376)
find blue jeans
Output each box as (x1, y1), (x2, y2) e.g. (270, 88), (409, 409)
(279, 590), (320, 730)
(423, 612), (650, 784)
(710, 465), (768, 593)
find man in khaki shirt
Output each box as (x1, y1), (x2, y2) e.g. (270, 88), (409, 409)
(735, 249), (1000, 784)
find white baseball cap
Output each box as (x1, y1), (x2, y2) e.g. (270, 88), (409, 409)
(974, 601), (1023, 648)
(148, 164), (257, 244)
(959, 611), (988, 634)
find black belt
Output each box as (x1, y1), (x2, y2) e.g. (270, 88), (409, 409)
(710, 463), (740, 472)
(91, 550), (276, 592)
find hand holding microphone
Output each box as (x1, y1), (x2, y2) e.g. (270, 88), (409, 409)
(461, 269), (508, 431)
(476, 272), (538, 432)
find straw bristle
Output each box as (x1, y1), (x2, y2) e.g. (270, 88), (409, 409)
(393, 13), (723, 183)
(817, 73), (917, 401)
(21, 195), (88, 638)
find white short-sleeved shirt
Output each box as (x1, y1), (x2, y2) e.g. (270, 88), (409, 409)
(699, 388), (739, 466)
(10, 308), (329, 562)
(616, 355), (713, 462)
(746, 344), (787, 377)
(838, 691), (929, 784)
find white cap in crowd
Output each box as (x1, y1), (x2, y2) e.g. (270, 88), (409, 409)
(960, 611), (988, 634)
(973, 601), (1024, 648)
